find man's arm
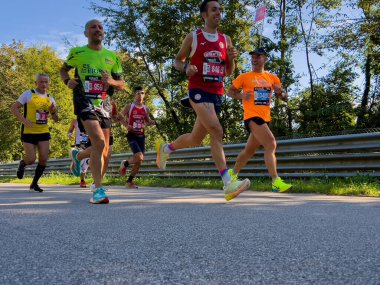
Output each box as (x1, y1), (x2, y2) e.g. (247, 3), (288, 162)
(121, 104), (132, 130)
(11, 101), (33, 127)
(101, 72), (125, 91)
(145, 107), (155, 126)
(225, 36), (238, 76)
(273, 84), (288, 102)
(226, 84), (251, 100)
(173, 33), (198, 77)
(59, 64), (78, 90)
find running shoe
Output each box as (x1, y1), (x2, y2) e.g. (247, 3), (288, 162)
(17, 160), (26, 179)
(272, 177), (292, 193)
(156, 141), (170, 170)
(30, 184), (43, 192)
(90, 187), (109, 204)
(127, 182), (138, 189)
(223, 178), (250, 201)
(228, 168), (238, 181)
(119, 160), (127, 176)
(80, 180), (87, 188)
(69, 148), (81, 177)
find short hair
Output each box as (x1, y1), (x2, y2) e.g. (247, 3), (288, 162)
(133, 86), (144, 93)
(35, 73), (50, 82)
(85, 19), (102, 32)
(200, 0), (219, 14)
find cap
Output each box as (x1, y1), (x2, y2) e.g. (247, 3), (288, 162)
(249, 47), (268, 56)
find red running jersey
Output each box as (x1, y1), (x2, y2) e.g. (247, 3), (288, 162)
(188, 29), (227, 95)
(128, 103), (147, 135)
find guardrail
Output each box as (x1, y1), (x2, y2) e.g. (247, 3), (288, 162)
(1, 132), (379, 178)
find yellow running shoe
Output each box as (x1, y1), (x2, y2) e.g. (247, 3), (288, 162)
(228, 169), (238, 181)
(272, 177), (292, 193)
(224, 178), (250, 201)
(156, 141), (170, 170)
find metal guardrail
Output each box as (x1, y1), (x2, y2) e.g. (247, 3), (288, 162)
(1, 132), (380, 178)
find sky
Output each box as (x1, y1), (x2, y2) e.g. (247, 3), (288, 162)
(0, 0), (365, 93)
(1, 0), (102, 57)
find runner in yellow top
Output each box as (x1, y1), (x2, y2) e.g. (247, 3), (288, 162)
(11, 73), (58, 192)
(227, 48), (292, 192)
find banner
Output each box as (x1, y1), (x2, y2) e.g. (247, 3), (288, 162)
(255, 5), (266, 22)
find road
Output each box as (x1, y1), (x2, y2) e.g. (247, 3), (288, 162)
(0, 183), (379, 284)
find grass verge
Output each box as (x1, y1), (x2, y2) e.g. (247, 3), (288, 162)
(1, 172), (379, 197)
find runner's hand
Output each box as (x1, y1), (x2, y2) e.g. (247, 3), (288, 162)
(186, 65), (198, 77)
(227, 46), (238, 60)
(49, 104), (57, 114)
(67, 79), (79, 90)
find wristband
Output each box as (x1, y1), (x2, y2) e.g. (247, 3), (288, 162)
(183, 63), (188, 73)
(64, 78), (70, 85)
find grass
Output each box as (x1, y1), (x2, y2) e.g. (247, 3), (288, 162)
(1, 172), (379, 197)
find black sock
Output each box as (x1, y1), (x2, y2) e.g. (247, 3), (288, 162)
(124, 161), (130, 168)
(127, 175), (134, 183)
(32, 164), (46, 185)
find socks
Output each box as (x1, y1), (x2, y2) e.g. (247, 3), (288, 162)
(219, 168), (231, 186)
(32, 164), (46, 186)
(123, 160), (130, 168)
(272, 176), (279, 182)
(127, 175), (135, 183)
(163, 143), (175, 154)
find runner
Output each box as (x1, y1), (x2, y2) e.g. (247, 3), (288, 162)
(226, 47), (292, 192)
(156, 0), (250, 201)
(67, 119), (90, 188)
(59, 19), (124, 204)
(11, 73), (58, 192)
(119, 86), (155, 188)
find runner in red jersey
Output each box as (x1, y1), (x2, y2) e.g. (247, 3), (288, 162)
(156, 0), (250, 201)
(119, 86), (155, 188)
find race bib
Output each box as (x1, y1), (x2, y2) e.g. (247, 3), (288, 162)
(132, 120), (145, 132)
(202, 57), (225, 83)
(254, 87), (271, 106)
(36, 110), (49, 124)
(84, 76), (107, 110)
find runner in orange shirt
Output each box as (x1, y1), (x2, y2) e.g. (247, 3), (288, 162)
(227, 47), (292, 192)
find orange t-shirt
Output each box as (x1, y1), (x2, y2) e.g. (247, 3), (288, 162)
(232, 71), (281, 122)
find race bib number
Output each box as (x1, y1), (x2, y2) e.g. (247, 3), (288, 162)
(36, 110), (48, 124)
(84, 79), (106, 94)
(203, 61), (224, 83)
(254, 87), (271, 106)
(132, 120), (145, 132)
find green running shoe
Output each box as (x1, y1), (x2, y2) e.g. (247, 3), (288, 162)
(272, 177), (292, 193)
(224, 178), (250, 201)
(156, 141), (170, 170)
(69, 148), (81, 177)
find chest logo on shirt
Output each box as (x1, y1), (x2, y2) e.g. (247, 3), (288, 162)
(219, 42), (224, 49)
(105, 58), (113, 65)
(204, 51), (222, 58)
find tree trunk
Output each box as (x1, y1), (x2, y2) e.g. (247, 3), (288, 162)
(357, 53), (371, 127)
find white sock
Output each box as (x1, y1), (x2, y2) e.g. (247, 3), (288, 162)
(163, 144), (174, 154)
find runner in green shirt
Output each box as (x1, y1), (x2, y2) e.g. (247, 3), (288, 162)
(60, 19), (124, 204)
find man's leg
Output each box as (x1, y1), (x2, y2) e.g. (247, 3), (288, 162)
(80, 119), (105, 189)
(17, 142), (36, 179)
(30, 140), (50, 192)
(233, 133), (261, 174)
(248, 122), (292, 192)
(101, 128), (110, 177)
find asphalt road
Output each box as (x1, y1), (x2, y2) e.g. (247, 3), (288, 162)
(0, 183), (379, 285)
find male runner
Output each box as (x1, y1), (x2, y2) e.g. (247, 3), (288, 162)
(227, 47), (292, 192)
(60, 19), (124, 204)
(119, 86), (155, 188)
(11, 73), (58, 192)
(156, 0), (250, 201)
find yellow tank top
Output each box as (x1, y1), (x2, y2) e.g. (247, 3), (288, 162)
(22, 90), (52, 134)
